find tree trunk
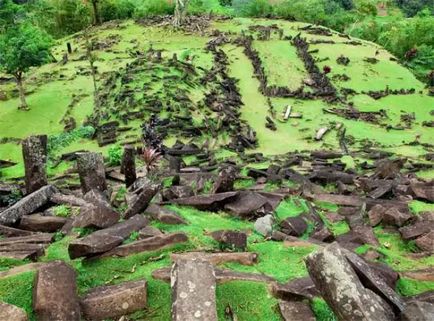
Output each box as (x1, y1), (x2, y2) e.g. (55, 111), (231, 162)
(15, 72), (29, 110)
(91, 0), (100, 25)
(174, 0), (190, 27)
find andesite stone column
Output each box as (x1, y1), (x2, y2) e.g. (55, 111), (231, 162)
(76, 152), (107, 194)
(121, 145), (136, 188)
(22, 135), (48, 194)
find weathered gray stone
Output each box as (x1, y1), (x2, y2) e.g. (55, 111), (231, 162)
(22, 135), (48, 194)
(278, 300), (316, 321)
(80, 280), (147, 320)
(400, 301), (434, 321)
(224, 191), (269, 217)
(0, 301), (28, 321)
(121, 145), (136, 188)
(280, 216), (308, 237)
(171, 259), (217, 321)
(76, 152), (107, 194)
(124, 184), (159, 219)
(33, 261), (81, 321)
(306, 243), (395, 321)
(0, 185), (57, 225)
(399, 221), (434, 240)
(254, 214), (273, 236)
(138, 226), (163, 239)
(344, 250), (405, 312)
(68, 214), (148, 259)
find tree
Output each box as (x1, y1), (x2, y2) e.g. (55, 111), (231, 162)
(0, 23), (53, 110)
(90, 0), (101, 25)
(173, 0), (190, 27)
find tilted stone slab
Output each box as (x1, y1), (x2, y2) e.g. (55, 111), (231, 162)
(98, 232), (188, 258)
(171, 259), (217, 321)
(124, 184), (159, 219)
(0, 185), (57, 225)
(400, 301), (434, 321)
(19, 214), (68, 232)
(172, 192), (239, 211)
(22, 135), (48, 194)
(306, 242), (395, 321)
(33, 261), (81, 321)
(271, 276), (320, 301)
(171, 252), (257, 266)
(68, 214), (148, 259)
(80, 279), (147, 320)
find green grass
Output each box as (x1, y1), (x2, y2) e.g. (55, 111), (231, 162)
(397, 278), (434, 297)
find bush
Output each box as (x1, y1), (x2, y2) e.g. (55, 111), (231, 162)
(107, 144), (123, 166)
(232, 0), (272, 17)
(100, 0), (136, 22)
(133, 0), (174, 18)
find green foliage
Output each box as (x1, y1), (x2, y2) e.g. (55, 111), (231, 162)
(47, 126), (95, 155)
(53, 205), (71, 217)
(311, 297), (337, 321)
(133, 0), (174, 18)
(0, 257), (28, 272)
(0, 272), (35, 320)
(107, 144), (123, 166)
(0, 0), (24, 31)
(232, 0), (272, 17)
(397, 277), (434, 296)
(100, 0), (136, 22)
(0, 22), (53, 76)
(395, 0), (434, 17)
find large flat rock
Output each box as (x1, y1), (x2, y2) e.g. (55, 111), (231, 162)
(80, 279), (147, 320)
(0, 301), (28, 321)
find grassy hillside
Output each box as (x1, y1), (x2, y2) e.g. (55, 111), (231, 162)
(1, 17), (433, 179)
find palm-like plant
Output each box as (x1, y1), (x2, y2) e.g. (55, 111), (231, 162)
(142, 147), (162, 174)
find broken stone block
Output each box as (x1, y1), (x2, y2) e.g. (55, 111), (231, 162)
(68, 214), (148, 259)
(138, 226), (163, 239)
(400, 301), (434, 321)
(344, 250), (405, 312)
(144, 204), (187, 225)
(0, 224), (35, 237)
(306, 243), (395, 321)
(124, 184), (159, 219)
(271, 276), (319, 300)
(173, 192), (239, 211)
(80, 280), (147, 320)
(224, 191), (269, 217)
(76, 152), (107, 194)
(410, 181), (434, 202)
(98, 232), (188, 258)
(212, 166), (237, 193)
(163, 185), (194, 200)
(171, 259), (217, 321)
(0, 301), (28, 321)
(368, 204), (385, 226)
(0, 185), (57, 225)
(278, 300), (316, 321)
(280, 216), (308, 237)
(382, 207), (412, 227)
(311, 226), (334, 242)
(71, 191), (120, 229)
(210, 230), (247, 249)
(19, 214), (67, 232)
(399, 221), (434, 240)
(415, 231), (434, 253)
(33, 261), (81, 321)
(49, 193), (88, 207)
(22, 135), (48, 194)
(171, 252), (257, 266)
(254, 214), (273, 236)
(121, 145), (136, 188)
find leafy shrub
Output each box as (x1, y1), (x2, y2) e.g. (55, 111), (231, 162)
(53, 205), (71, 217)
(47, 126), (95, 155)
(107, 144), (123, 166)
(232, 0), (272, 17)
(100, 0), (136, 21)
(133, 0), (174, 18)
